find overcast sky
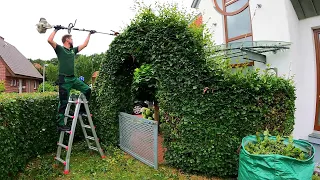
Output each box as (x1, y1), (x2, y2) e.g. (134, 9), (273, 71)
(0, 0), (195, 60)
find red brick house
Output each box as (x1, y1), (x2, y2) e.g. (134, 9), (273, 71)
(0, 36), (43, 93)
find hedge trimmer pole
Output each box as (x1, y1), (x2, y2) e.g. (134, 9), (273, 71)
(36, 18), (119, 36)
(72, 28), (118, 36)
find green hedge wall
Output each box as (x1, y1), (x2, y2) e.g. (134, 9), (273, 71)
(91, 3), (296, 178)
(0, 93), (59, 179)
(160, 68), (296, 177)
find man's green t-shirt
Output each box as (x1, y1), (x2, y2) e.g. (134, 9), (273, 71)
(55, 45), (79, 76)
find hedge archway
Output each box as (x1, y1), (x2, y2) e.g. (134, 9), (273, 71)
(91, 3), (295, 178)
(91, 4), (211, 144)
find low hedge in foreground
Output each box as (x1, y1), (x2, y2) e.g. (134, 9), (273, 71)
(0, 92), (59, 179)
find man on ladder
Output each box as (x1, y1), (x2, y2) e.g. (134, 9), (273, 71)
(47, 25), (95, 131)
(47, 26), (105, 175)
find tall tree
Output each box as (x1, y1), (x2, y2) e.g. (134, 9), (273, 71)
(74, 53), (105, 84)
(45, 64), (58, 83)
(75, 55), (94, 84)
(49, 58), (58, 66)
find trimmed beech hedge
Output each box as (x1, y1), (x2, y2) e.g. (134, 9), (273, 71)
(0, 93), (59, 179)
(91, 3), (296, 178)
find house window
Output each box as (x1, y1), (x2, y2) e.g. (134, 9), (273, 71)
(224, 0), (252, 43)
(213, 0), (253, 66)
(226, 7), (251, 39)
(34, 81), (37, 89)
(11, 79), (17, 86)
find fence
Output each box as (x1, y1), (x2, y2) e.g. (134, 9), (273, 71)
(119, 112), (158, 169)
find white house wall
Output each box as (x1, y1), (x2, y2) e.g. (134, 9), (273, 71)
(294, 16), (320, 140)
(196, 0), (320, 140)
(198, 0), (224, 44)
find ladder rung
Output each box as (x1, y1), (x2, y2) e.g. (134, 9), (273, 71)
(89, 146), (98, 151)
(55, 157), (66, 165)
(86, 136), (95, 140)
(68, 100), (82, 104)
(68, 100), (88, 104)
(57, 143), (69, 150)
(66, 115), (74, 119)
(82, 114), (92, 117)
(83, 125), (91, 129)
(68, 100), (78, 104)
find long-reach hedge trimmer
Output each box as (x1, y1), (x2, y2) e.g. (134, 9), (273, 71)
(36, 18), (119, 36)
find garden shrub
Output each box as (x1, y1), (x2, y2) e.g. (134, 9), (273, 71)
(131, 64), (157, 102)
(91, 2), (296, 178)
(0, 80), (5, 93)
(38, 81), (58, 92)
(0, 93), (59, 179)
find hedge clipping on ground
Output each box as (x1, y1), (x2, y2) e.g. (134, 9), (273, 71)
(0, 93), (59, 179)
(91, 3), (296, 178)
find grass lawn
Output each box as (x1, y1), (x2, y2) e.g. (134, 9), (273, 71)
(17, 141), (225, 180)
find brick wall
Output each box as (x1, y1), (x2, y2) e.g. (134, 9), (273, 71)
(5, 77), (41, 93)
(21, 78), (41, 93)
(194, 15), (203, 27)
(5, 76), (19, 93)
(0, 59), (18, 93)
(0, 58), (6, 80)
(30, 79), (40, 93)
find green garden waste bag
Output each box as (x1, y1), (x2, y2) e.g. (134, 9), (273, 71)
(238, 135), (315, 180)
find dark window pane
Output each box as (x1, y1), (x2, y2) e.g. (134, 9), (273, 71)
(226, 7), (251, 39)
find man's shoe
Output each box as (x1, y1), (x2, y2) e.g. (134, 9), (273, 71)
(57, 125), (71, 132)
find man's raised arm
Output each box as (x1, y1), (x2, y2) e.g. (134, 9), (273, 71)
(47, 26), (62, 49)
(78, 30), (96, 53)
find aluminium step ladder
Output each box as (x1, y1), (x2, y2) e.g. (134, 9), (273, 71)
(54, 93), (105, 175)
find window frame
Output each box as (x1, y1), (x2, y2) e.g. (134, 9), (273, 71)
(313, 28), (320, 131)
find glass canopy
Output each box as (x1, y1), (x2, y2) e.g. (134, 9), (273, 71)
(213, 41), (292, 63)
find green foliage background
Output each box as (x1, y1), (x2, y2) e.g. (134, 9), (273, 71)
(0, 80), (5, 93)
(0, 93), (59, 179)
(37, 81), (58, 93)
(91, 3), (296, 178)
(74, 53), (105, 84)
(45, 64), (59, 83)
(131, 64), (157, 101)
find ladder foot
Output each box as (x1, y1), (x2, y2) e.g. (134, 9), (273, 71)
(64, 170), (69, 175)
